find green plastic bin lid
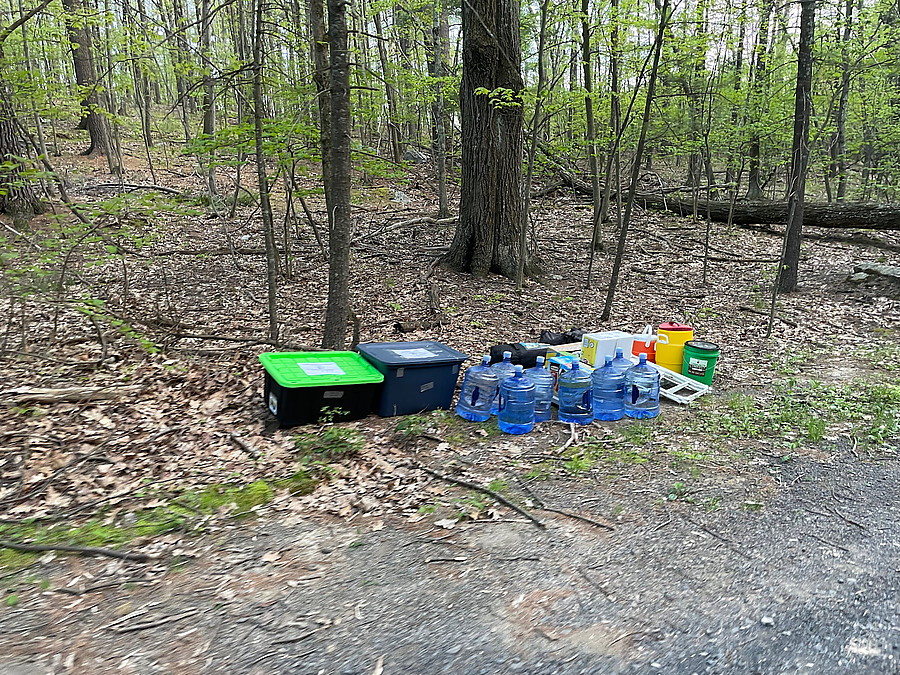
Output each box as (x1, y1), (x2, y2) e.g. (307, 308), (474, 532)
(259, 351), (385, 388)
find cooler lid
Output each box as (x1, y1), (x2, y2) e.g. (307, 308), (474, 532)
(659, 322), (693, 332)
(259, 351), (384, 388)
(357, 341), (468, 367)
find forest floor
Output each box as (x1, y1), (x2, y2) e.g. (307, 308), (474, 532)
(0, 145), (899, 674)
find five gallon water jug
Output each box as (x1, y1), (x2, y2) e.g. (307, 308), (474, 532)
(526, 356), (555, 423)
(611, 347), (632, 375)
(624, 353), (660, 419)
(456, 355), (500, 422)
(489, 350), (516, 415)
(498, 365), (535, 434)
(592, 356), (624, 421)
(558, 361), (593, 425)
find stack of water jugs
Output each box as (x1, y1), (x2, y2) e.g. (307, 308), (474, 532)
(456, 349), (661, 435)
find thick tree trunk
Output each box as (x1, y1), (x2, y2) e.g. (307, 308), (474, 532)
(321, 0), (352, 349)
(446, 0), (529, 279)
(0, 88), (44, 225)
(61, 0), (110, 157)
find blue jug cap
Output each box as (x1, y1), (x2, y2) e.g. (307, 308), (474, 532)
(514, 364), (523, 375)
(503, 351), (512, 359)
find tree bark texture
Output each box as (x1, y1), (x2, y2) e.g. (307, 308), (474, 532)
(0, 87), (44, 225)
(446, 0), (528, 279)
(309, 0), (332, 224)
(777, 0), (815, 293)
(321, 0), (352, 349)
(61, 0), (110, 156)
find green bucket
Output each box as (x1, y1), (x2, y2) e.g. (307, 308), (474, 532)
(681, 340), (720, 386)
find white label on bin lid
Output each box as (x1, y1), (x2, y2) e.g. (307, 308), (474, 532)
(299, 362), (345, 376)
(391, 348), (437, 359)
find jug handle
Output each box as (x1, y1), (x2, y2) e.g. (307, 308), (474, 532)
(656, 334), (669, 345)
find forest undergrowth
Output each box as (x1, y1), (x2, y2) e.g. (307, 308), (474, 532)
(1, 144), (899, 570)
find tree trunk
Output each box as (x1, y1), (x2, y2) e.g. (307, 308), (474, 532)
(373, 11), (401, 164)
(746, 0), (773, 201)
(61, 0), (110, 157)
(200, 0), (216, 195)
(309, 0), (332, 224)
(321, 0), (352, 349)
(776, 0), (815, 293)
(253, 0), (279, 340)
(428, 0), (448, 218)
(601, 0), (669, 322)
(581, 0), (601, 251)
(830, 0), (853, 201)
(445, 0), (529, 279)
(0, 87), (44, 226)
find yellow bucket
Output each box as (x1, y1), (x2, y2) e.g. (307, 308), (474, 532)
(655, 322), (693, 372)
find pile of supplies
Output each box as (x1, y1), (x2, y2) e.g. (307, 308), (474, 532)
(258, 324), (719, 432)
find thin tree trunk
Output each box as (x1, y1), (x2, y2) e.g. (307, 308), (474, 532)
(321, 0), (352, 349)
(374, 11), (401, 164)
(581, 0), (601, 252)
(601, 0), (670, 322)
(309, 0), (332, 225)
(252, 0), (279, 340)
(746, 0), (773, 201)
(430, 0), (448, 218)
(520, 0), (549, 292)
(775, 0), (815, 294)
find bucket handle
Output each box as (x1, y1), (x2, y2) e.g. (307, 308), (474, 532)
(656, 334), (669, 345)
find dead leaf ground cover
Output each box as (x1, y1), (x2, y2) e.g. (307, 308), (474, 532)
(0, 143), (899, 672)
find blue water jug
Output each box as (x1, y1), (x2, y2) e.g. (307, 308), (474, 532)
(592, 355), (624, 421)
(558, 361), (593, 425)
(490, 350), (516, 415)
(526, 356), (555, 423)
(611, 347), (632, 375)
(624, 353), (660, 419)
(456, 355), (500, 422)
(498, 365), (535, 434)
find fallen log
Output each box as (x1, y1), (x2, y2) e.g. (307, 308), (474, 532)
(635, 193), (900, 230)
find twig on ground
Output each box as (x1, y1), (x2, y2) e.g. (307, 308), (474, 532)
(827, 506), (867, 530)
(683, 517), (753, 560)
(109, 608), (200, 633)
(557, 423), (578, 454)
(806, 533), (850, 553)
(416, 464), (546, 529)
(230, 432), (263, 459)
(608, 630), (640, 647)
(0, 541), (150, 562)
(539, 506), (615, 531)
(738, 305), (798, 327)
(271, 629), (319, 645)
(55, 578), (154, 596)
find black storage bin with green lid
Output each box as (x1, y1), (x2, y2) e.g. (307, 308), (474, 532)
(356, 341), (468, 417)
(259, 351), (384, 426)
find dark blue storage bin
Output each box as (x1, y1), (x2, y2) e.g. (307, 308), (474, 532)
(357, 341), (468, 417)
